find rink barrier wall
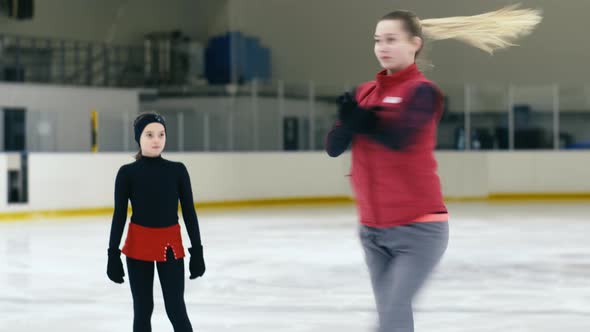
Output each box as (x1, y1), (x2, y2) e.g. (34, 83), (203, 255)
(3, 193), (590, 222)
(0, 151), (589, 221)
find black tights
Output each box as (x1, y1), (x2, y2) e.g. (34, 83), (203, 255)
(126, 248), (192, 332)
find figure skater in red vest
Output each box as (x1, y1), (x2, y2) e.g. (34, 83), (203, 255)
(326, 6), (541, 332)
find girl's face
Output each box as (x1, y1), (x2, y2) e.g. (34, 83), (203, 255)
(140, 122), (166, 157)
(374, 19), (422, 74)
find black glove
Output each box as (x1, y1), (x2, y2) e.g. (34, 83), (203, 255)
(188, 245), (206, 279)
(336, 92), (357, 120)
(337, 92), (379, 134)
(107, 248), (125, 284)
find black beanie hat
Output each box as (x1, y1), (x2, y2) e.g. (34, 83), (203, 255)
(134, 113), (166, 144)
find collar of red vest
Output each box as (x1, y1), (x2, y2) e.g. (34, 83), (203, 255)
(375, 63), (421, 89)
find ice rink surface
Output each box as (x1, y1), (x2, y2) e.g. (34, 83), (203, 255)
(1, 202), (589, 331)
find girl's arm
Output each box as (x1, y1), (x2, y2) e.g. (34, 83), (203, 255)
(178, 163), (202, 247)
(108, 166), (130, 249)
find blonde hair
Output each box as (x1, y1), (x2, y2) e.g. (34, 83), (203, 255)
(421, 4), (542, 54)
(382, 4), (542, 55)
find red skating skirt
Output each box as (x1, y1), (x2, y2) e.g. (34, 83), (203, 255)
(122, 222), (185, 262)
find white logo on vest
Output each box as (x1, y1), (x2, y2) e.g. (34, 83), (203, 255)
(383, 96), (403, 104)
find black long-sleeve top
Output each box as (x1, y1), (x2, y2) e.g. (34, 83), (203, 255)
(108, 155), (202, 249)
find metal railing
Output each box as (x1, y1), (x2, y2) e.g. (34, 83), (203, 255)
(1, 80), (589, 153)
(0, 34), (192, 87)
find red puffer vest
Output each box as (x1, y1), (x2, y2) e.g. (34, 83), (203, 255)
(351, 63), (447, 228)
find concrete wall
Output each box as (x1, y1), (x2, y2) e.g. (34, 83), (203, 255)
(223, 0), (590, 110)
(0, 0), (229, 44)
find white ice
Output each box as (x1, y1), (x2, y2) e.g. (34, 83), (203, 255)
(1, 202), (589, 332)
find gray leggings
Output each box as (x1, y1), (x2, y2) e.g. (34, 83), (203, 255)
(360, 222), (449, 332)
